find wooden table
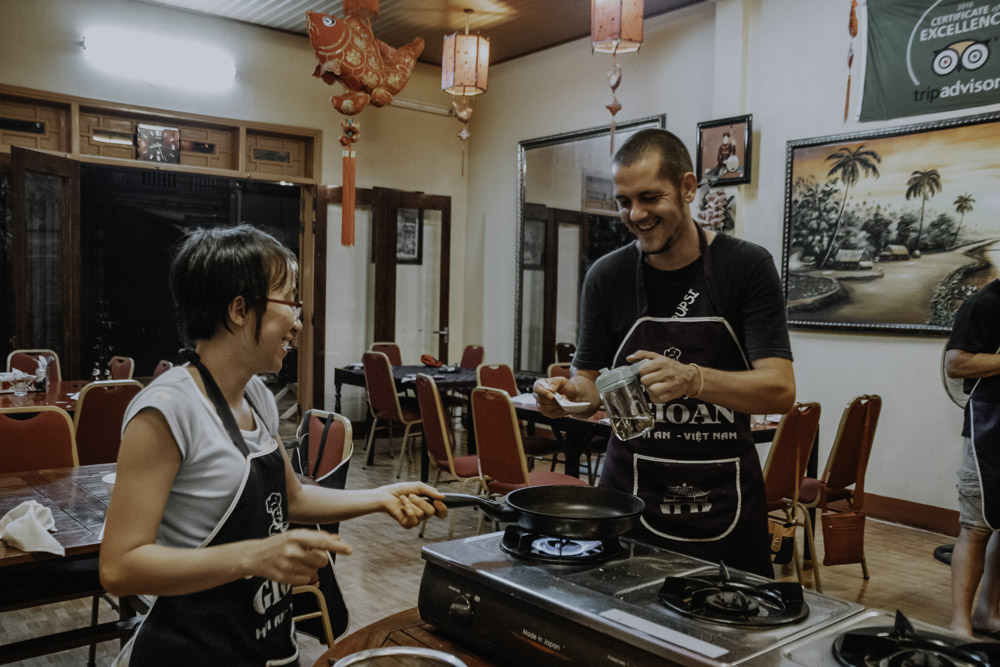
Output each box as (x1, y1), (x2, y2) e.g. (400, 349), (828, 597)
(0, 380), (90, 414)
(0, 463), (142, 664)
(314, 608), (494, 667)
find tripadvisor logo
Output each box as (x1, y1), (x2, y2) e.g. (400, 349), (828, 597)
(913, 38), (996, 103)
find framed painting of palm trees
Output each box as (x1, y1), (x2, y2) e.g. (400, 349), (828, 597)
(781, 110), (1000, 335)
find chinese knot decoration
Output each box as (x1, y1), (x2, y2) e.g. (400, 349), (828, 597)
(307, 2), (424, 246)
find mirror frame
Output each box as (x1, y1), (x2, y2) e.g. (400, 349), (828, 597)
(514, 115), (666, 373)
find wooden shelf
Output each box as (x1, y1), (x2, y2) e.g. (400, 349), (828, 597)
(0, 84), (321, 184)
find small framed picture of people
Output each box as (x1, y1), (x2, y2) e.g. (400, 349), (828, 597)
(696, 114), (753, 186)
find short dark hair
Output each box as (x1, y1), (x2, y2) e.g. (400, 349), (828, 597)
(613, 129), (694, 188)
(169, 224), (297, 346)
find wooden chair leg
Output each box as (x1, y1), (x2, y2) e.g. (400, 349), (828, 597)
(396, 423), (417, 479)
(363, 416), (381, 467)
(800, 503), (823, 593)
(861, 559), (870, 580)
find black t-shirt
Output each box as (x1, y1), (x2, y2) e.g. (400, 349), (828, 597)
(946, 279), (1000, 436)
(574, 234), (792, 371)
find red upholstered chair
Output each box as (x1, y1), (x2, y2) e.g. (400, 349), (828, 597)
(459, 345), (484, 369)
(415, 374), (482, 539)
(477, 363), (562, 470)
(152, 359), (174, 379)
(547, 362), (572, 380)
(73, 380), (143, 466)
(361, 351), (422, 477)
(0, 406), (78, 473)
(763, 402), (822, 592)
(471, 387), (587, 498)
(555, 342), (576, 363)
(799, 394), (881, 580)
(108, 355), (134, 380)
(370, 342), (403, 366)
(290, 409), (353, 646)
(6, 349), (62, 384)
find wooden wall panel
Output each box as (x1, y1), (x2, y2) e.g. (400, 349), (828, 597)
(246, 133), (305, 178)
(0, 99), (67, 153)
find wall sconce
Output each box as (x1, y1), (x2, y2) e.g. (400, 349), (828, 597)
(442, 8), (490, 174)
(82, 25), (236, 93)
(591, 0), (644, 153)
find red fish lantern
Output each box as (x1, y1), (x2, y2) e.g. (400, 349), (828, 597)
(307, 3), (424, 246)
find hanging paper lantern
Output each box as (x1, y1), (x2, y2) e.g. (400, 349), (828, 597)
(442, 9), (490, 175)
(591, 0), (644, 154)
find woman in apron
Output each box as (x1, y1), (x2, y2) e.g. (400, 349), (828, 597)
(100, 225), (446, 665)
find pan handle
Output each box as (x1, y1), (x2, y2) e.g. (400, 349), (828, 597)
(435, 493), (519, 523)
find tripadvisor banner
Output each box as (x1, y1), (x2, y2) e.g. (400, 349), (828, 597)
(859, 0), (1000, 121)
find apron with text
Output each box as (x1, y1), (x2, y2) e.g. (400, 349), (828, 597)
(126, 361), (298, 667)
(968, 360), (1000, 530)
(597, 231), (771, 577)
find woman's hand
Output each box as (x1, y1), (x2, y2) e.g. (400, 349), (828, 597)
(376, 483), (448, 528)
(243, 528), (352, 586)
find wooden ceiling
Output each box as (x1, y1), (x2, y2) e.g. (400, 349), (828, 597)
(136, 0), (704, 65)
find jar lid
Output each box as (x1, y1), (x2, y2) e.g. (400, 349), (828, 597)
(595, 361), (645, 393)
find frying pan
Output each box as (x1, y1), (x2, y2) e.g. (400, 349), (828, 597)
(437, 485), (645, 540)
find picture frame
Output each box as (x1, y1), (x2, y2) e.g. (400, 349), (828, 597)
(696, 114), (752, 186)
(522, 218), (545, 269)
(396, 208), (423, 265)
(581, 170), (617, 215)
(782, 110), (1000, 336)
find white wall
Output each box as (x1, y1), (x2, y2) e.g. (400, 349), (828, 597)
(0, 0), (470, 421)
(468, 0), (1000, 512)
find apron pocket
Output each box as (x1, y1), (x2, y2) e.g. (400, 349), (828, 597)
(633, 454), (742, 542)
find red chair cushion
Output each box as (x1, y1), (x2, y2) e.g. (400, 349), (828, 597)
(451, 455), (480, 479)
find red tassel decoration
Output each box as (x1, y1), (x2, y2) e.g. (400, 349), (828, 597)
(340, 118), (360, 247)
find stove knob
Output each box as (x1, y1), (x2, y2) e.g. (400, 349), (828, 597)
(448, 594), (475, 622)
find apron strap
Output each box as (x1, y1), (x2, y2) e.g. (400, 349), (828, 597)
(179, 348), (260, 458)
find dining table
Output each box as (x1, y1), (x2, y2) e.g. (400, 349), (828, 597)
(0, 463), (142, 663)
(0, 380), (90, 414)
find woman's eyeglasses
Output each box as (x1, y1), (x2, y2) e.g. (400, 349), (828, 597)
(267, 298), (302, 321)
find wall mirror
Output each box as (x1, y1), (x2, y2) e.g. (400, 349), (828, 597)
(514, 115), (666, 374)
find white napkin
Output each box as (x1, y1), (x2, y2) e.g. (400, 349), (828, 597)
(510, 392), (538, 406)
(0, 500), (66, 556)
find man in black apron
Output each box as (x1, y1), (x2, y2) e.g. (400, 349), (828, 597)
(945, 279), (1000, 638)
(535, 129), (794, 577)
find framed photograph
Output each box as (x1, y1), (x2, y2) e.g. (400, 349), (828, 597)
(581, 170), (616, 214)
(696, 115), (752, 186)
(782, 111), (1000, 335)
(396, 208), (423, 265)
(522, 218), (545, 269)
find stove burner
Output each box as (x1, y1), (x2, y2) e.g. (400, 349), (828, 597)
(531, 537), (603, 557)
(657, 561), (809, 627)
(833, 611), (1000, 667)
(499, 526), (621, 564)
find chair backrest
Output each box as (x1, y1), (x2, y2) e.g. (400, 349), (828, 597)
(763, 402), (821, 507)
(471, 387), (530, 488)
(152, 359), (174, 379)
(547, 362), (572, 380)
(370, 342), (402, 366)
(0, 406), (78, 473)
(361, 351), (404, 419)
(294, 410), (353, 483)
(555, 342), (576, 363)
(109, 356), (135, 380)
(73, 380), (143, 466)
(477, 363), (519, 396)
(823, 395), (882, 494)
(415, 374), (456, 473)
(6, 349), (62, 384)
(459, 345), (484, 369)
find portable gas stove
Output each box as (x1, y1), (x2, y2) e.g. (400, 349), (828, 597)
(418, 527), (865, 666)
(756, 608), (1000, 666)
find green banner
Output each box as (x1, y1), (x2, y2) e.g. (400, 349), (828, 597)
(860, 0), (1000, 121)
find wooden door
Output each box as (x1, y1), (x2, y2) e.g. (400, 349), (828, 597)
(9, 147), (81, 378)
